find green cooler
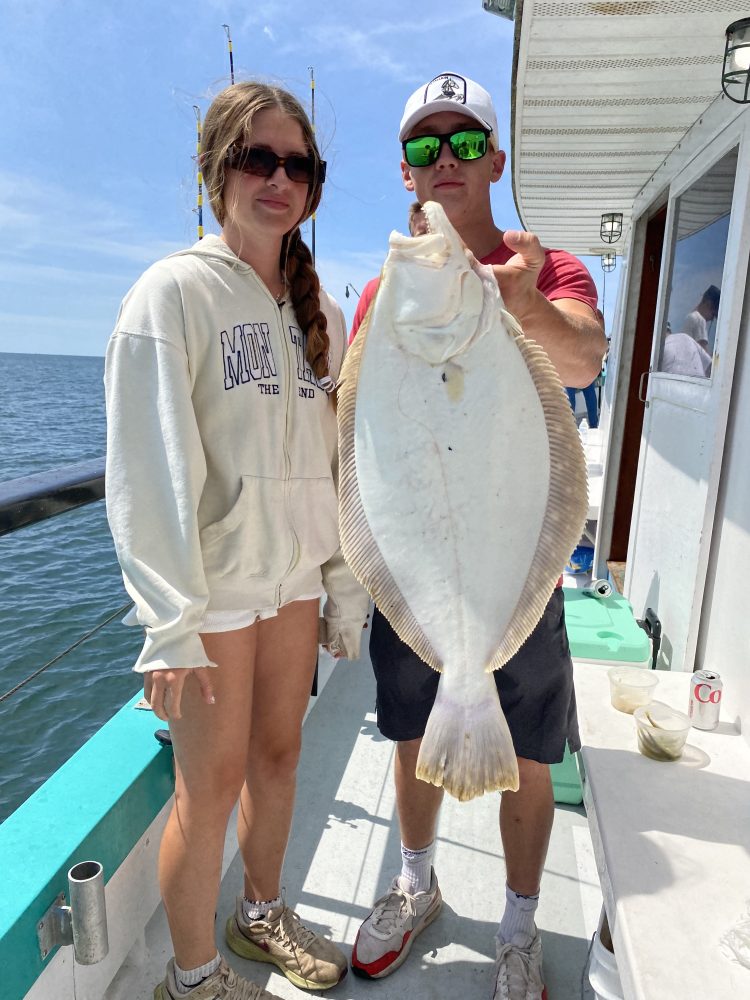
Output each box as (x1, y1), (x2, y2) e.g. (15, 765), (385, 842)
(550, 588), (652, 804)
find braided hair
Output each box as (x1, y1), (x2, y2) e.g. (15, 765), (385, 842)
(282, 228), (331, 387)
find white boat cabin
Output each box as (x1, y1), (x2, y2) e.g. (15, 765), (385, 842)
(512, 0), (750, 737)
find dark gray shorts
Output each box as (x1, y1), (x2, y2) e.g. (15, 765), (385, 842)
(369, 588), (580, 765)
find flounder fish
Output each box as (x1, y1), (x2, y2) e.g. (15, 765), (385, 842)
(337, 201), (588, 801)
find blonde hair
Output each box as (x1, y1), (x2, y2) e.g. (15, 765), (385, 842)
(201, 82), (331, 386)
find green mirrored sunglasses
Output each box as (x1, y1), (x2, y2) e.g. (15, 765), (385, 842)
(402, 128), (491, 168)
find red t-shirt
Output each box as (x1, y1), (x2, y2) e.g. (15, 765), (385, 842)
(348, 241), (597, 589)
(350, 243), (599, 343)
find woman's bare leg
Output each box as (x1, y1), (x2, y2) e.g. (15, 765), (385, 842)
(237, 599), (320, 901)
(159, 625), (257, 969)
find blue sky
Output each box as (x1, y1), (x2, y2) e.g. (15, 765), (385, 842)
(0, 0), (617, 357)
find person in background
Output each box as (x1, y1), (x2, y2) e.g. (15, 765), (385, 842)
(408, 200), (429, 236)
(352, 202), (429, 330)
(105, 81), (369, 1000)
(348, 72), (606, 1000)
(565, 380), (599, 428)
(683, 285), (720, 346)
(662, 331), (712, 377)
(566, 308), (605, 427)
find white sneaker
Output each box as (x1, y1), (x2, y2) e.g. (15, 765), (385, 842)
(351, 870), (442, 979)
(154, 958), (281, 1000)
(491, 931), (546, 1000)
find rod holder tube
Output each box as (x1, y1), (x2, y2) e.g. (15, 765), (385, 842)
(68, 861), (109, 965)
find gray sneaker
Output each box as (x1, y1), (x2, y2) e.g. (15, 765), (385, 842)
(491, 931), (546, 1000)
(351, 870), (443, 979)
(226, 897), (347, 990)
(154, 958), (281, 1000)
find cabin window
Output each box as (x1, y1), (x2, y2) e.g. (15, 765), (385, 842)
(656, 146), (738, 379)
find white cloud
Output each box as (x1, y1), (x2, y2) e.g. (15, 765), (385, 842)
(273, 10), (478, 83)
(0, 171), (180, 267)
(0, 169), (185, 356)
(0, 260), (134, 287)
(311, 26), (415, 81)
(263, 25), (275, 41)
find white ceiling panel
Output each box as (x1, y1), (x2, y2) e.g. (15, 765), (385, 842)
(511, 0), (748, 254)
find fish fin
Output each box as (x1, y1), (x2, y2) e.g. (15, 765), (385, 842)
(483, 291), (589, 672)
(416, 676), (519, 801)
(338, 283), (442, 672)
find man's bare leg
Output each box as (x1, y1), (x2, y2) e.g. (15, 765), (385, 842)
(500, 756), (554, 894)
(395, 737), (444, 850)
(496, 755), (553, 957)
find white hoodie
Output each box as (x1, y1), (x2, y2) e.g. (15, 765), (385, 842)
(105, 235), (369, 673)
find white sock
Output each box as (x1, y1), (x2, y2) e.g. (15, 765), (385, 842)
(243, 894), (282, 922)
(399, 840), (435, 894)
(173, 953), (221, 994)
(496, 884), (539, 949)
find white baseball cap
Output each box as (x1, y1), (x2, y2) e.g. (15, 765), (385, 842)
(399, 72), (498, 142)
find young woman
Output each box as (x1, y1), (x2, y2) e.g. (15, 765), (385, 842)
(105, 82), (369, 1000)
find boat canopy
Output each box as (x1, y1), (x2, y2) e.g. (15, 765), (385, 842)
(510, 0), (748, 254)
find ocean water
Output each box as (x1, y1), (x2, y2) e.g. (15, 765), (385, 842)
(0, 352), (141, 823)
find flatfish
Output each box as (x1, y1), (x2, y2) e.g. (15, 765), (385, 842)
(338, 201), (588, 801)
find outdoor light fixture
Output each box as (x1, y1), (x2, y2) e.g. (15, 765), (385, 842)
(482, 0), (516, 19)
(600, 212), (623, 244)
(601, 253), (616, 273)
(722, 19), (750, 104)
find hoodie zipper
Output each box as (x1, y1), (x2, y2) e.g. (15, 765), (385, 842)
(275, 298), (301, 603)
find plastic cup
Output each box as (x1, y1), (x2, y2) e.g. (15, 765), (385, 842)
(634, 701), (691, 761)
(607, 665), (658, 714)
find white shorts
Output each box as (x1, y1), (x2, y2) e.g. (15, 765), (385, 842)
(200, 591), (324, 633)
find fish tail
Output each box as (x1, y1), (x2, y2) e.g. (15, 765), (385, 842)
(416, 677), (519, 801)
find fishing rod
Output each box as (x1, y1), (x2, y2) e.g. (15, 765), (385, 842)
(193, 105), (204, 240)
(191, 24), (234, 242)
(309, 66), (317, 266)
(223, 24), (235, 84)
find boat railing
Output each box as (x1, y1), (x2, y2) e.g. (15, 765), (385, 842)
(0, 456), (106, 536)
(0, 458), (133, 707)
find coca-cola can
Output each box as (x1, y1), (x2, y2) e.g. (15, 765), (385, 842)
(688, 670), (722, 730)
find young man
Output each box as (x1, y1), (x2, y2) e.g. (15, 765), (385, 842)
(349, 73), (607, 1000)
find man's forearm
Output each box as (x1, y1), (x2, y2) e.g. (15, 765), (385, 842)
(514, 290), (606, 387)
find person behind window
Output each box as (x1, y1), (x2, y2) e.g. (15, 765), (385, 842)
(662, 331), (712, 377)
(683, 285), (720, 344)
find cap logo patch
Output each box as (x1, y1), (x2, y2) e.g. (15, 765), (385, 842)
(440, 77), (459, 99)
(424, 73), (467, 106)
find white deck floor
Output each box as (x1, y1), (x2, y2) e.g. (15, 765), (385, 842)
(125, 635), (602, 1000)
